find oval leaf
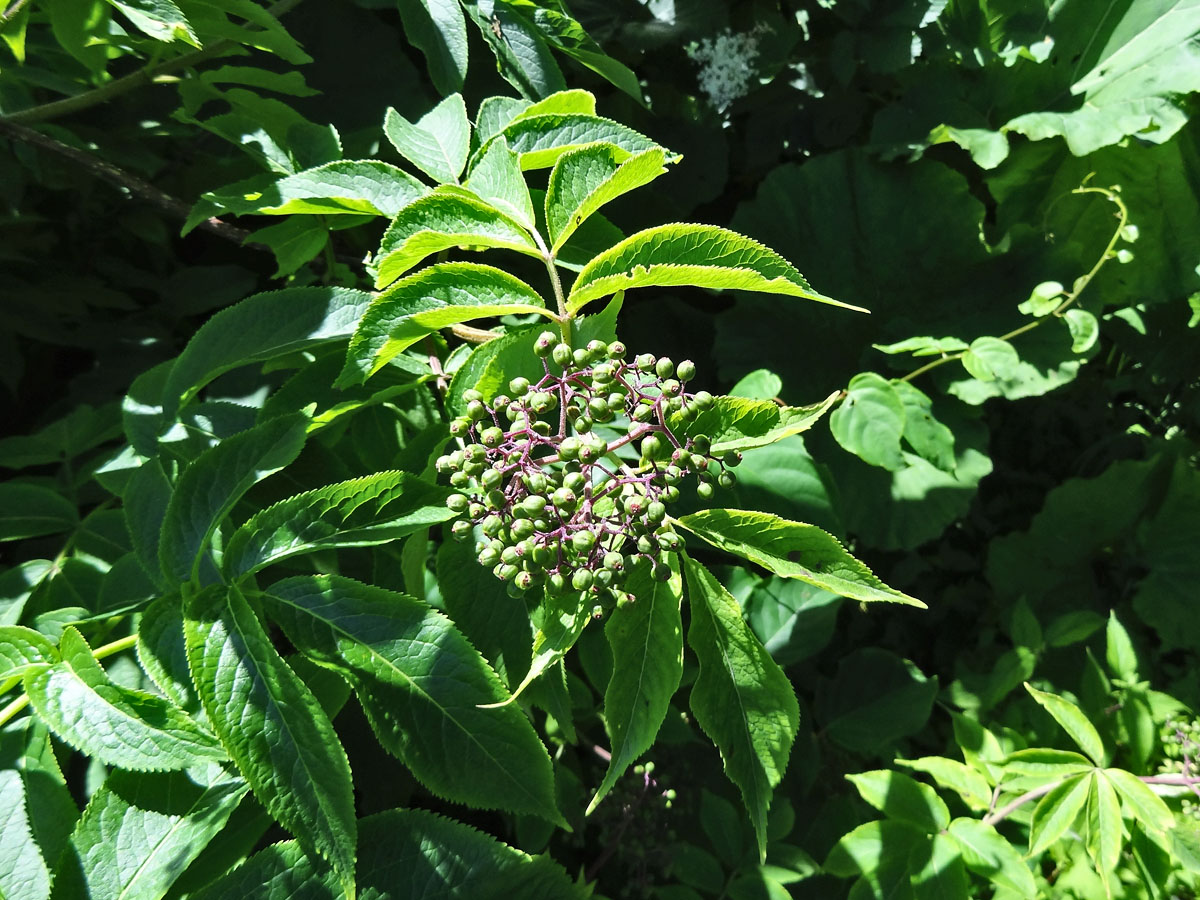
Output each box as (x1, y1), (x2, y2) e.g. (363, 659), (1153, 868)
(0, 483), (76, 542)
(566, 223), (864, 315)
(1104, 768), (1174, 833)
(24, 628), (226, 772)
(384, 93), (471, 185)
(464, 136), (535, 228)
(344, 263), (549, 385)
(263, 575), (562, 824)
(683, 555), (799, 861)
(183, 584), (357, 896)
(374, 187), (539, 288)
(488, 112), (663, 171)
(1024, 683), (1107, 765)
(845, 770), (949, 834)
(946, 818), (1037, 899)
(546, 144), (668, 252)
(669, 392), (839, 455)
(829, 373), (907, 470)
(676, 509), (924, 607)
(224, 472), (455, 578)
(1029, 772), (1090, 856)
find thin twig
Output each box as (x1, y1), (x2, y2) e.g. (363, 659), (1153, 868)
(2, 0), (304, 124)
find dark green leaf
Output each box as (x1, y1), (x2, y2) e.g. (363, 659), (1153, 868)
(817, 649), (937, 755)
(0, 483), (76, 542)
(397, 0), (469, 94)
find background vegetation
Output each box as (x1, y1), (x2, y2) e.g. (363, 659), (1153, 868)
(2, 0), (1200, 897)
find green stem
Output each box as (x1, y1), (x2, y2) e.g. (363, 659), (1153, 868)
(532, 229), (572, 346)
(2, 0), (304, 124)
(899, 184), (1129, 385)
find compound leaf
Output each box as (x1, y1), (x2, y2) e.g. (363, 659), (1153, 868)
(184, 584), (357, 897)
(589, 558), (683, 814)
(263, 575), (561, 824)
(683, 555), (799, 861)
(224, 472), (455, 578)
(24, 628), (226, 772)
(567, 224), (863, 315)
(676, 509), (924, 607)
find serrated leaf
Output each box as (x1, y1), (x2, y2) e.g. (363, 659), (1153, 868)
(846, 770), (949, 834)
(588, 558), (683, 814)
(262, 575), (561, 824)
(106, 0), (198, 45)
(669, 392), (838, 455)
(189, 807), (585, 900)
(895, 758), (992, 812)
(485, 111), (663, 170)
(184, 584), (357, 896)
(136, 595), (195, 711)
(49, 768), (247, 900)
(346, 263), (548, 385)
(384, 94), (471, 184)
(946, 818), (1036, 899)
(477, 96), (532, 144)
(0, 483), (76, 541)
(1024, 683), (1107, 765)
(512, 89), (597, 120)
(158, 413), (309, 583)
(1029, 772), (1090, 856)
(223, 472), (455, 578)
(514, 5), (643, 103)
(162, 286), (373, 419)
(0, 626), (57, 681)
(567, 224), (862, 315)
(546, 144), (668, 252)
(0, 769), (50, 900)
(464, 136), (535, 228)
(188, 162), (427, 230)
(961, 337), (1020, 382)
(495, 586), (592, 706)
(829, 373), (907, 470)
(676, 509), (924, 607)
(1104, 768), (1174, 833)
(24, 628), (226, 771)
(397, 0), (468, 94)
(1000, 748), (1095, 777)
(683, 556), (799, 861)
(374, 187), (539, 288)
(245, 216), (330, 278)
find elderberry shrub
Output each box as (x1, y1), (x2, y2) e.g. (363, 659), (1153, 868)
(436, 332), (740, 607)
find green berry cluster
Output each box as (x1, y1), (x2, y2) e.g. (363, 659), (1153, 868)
(436, 332), (739, 606)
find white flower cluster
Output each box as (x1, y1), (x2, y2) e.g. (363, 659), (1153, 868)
(687, 27), (763, 112)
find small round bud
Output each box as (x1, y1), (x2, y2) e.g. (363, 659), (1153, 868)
(574, 415), (594, 434)
(485, 489), (506, 510)
(663, 465), (684, 485)
(492, 394), (512, 412)
(435, 454), (453, 473)
(607, 341), (627, 360)
(693, 390), (715, 410)
(655, 357), (674, 378)
(446, 493), (470, 513)
(514, 571), (536, 591)
(552, 487), (578, 511)
(594, 568), (615, 588)
(480, 426), (504, 448)
(478, 546), (500, 567)
(572, 569), (594, 590)
(662, 485), (681, 503)
(624, 495), (647, 516)
(651, 562), (672, 582)
(718, 471), (736, 488)
(534, 331), (557, 357)
(723, 451), (742, 468)
(637, 535), (655, 554)
(573, 348), (592, 367)
(636, 353), (656, 372)
(451, 519), (473, 541)
(591, 363), (613, 384)
(521, 494), (547, 515)
(587, 339), (607, 355)
(660, 378), (681, 397)
(466, 399), (487, 421)
(696, 482), (715, 500)
(509, 376), (530, 396)
(496, 563), (519, 582)
(546, 572), (567, 594)
(691, 435), (712, 455)
(552, 343), (573, 368)
(468, 502), (485, 519)
(564, 471), (587, 493)
(500, 546), (521, 566)
(481, 515), (504, 536)
(571, 530), (597, 553)
(530, 391), (557, 414)
(603, 551), (624, 571)
(559, 437), (581, 460)
(646, 501), (667, 523)
(532, 544), (556, 566)
(676, 360), (696, 381)
(531, 420), (552, 437)
(481, 468), (503, 490)
(449, 417), (471, 436)
(640, 434), (663, 460)
(633, 402), (656, 422)
(511, 518), (535, 540)
(657, 530), (683, 551)
(449, 471), (470, 488)
(463, 389), (483, 403)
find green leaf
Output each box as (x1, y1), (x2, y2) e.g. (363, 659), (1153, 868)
(0, 403), (120, 470)
(0, 482), (76, 541)
(895, 758), (992, 812)
(397, 0), (469, 94)
(190, 807), (586, 899)
(136, 595), (195, 710)
(1105, 610), (1138, 682)
(513, 89), (597, 119)
(1000, 748), (1095, 777)
(123, 458), (171, 587)
(676, 509), (924, 607)
(476, 96), (532, 144)
(0, 768), (51, 900)
(567, 223), (862, 315)
(24, 628), (226, 771)
(1085, 771), (1122, 877)
(845, 770), (949, 834)
(188, 162), (427, 229)
(873, 336), (969, 358)
(506, 5), (642, 102)
(263, 575), (562, 824)
(465, 1), (565, 100)
(158, 413), (309, 583)
(829, 373), (907, 470)
(184, 584), (357, 897)
(912, 833), (969, 900)
(817, 649), (937, 756)
(346, 263), (548, 385)
(546, 144), (668, 252)
(1063, 308), (1099, 353)
(486, 111), (662, 170)
(1045, 610), (1106, 648)
(960, 337), (1020, 383)
(498, 585), (592, 705)
(729, 369), (782, 400)
(0, 626), (57, 681)
(105, 0), (198, 45)
(1024, 683), (1107, 766)
(374, 188), (540, 288)
(894, 381), (957, 473)
(50, 768), (247, 900)
(1018, 281), (1065, 317)
(589, 558), (683, 814)
(683, 556), (799, 861)
(161, 286), (373, 418)
(824, 819), (927, 878)
(464, 136), (536, 229)
(946, 818), (1036, 899)
(384, 94), (471, 184)
(245, 217), (330, 278)
(1104, 768), (1174, 834)
(223, 472), (455, 578)
(669, 392), (839, 455)
(1029, 772), (1090, 856)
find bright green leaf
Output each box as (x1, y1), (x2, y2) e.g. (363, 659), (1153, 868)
(487, 112), (664, 171)
(0, 626), (57, 682)
(136, 595), (195, 710)
(184, 584), (357, 896)
(105, 0), (198, 45)
(0, 768), (50, 900)
(873, 336), (969, 357)
(384, 93), (471, 184)
(683, 556), (799, 861)
(895, 758), (992, 812)
(465, 2), (564, 100)
(567, 223), (862, 314)
(676, 509), (924, 607)
(845, 770), (949, 834)
(1000, 748), (1095, 777)
(830, 373), (907, 470)
(961, 336), (1020, 382)
(397, 0), (469, 94)
(1063, 309), (1099, 353)
(1085, 771), (1122, 877)
(263, 574), (562, 824)
(1105, 610), (1138, 682)
(946, 818), (1036, 899)
(1104, 768), (1174, 834)
(1029, 772), (1090, 855)
(1018, 281), (1064, 317)
(1025, 683), (1107, 765)
(894, 381), (956, 473)
(546, 144), (668, 252)
(465, 136), (535, 228)
(824, 819), (927, 878)
(670, 392), (838, 455)
(589, 558), (683, 814)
